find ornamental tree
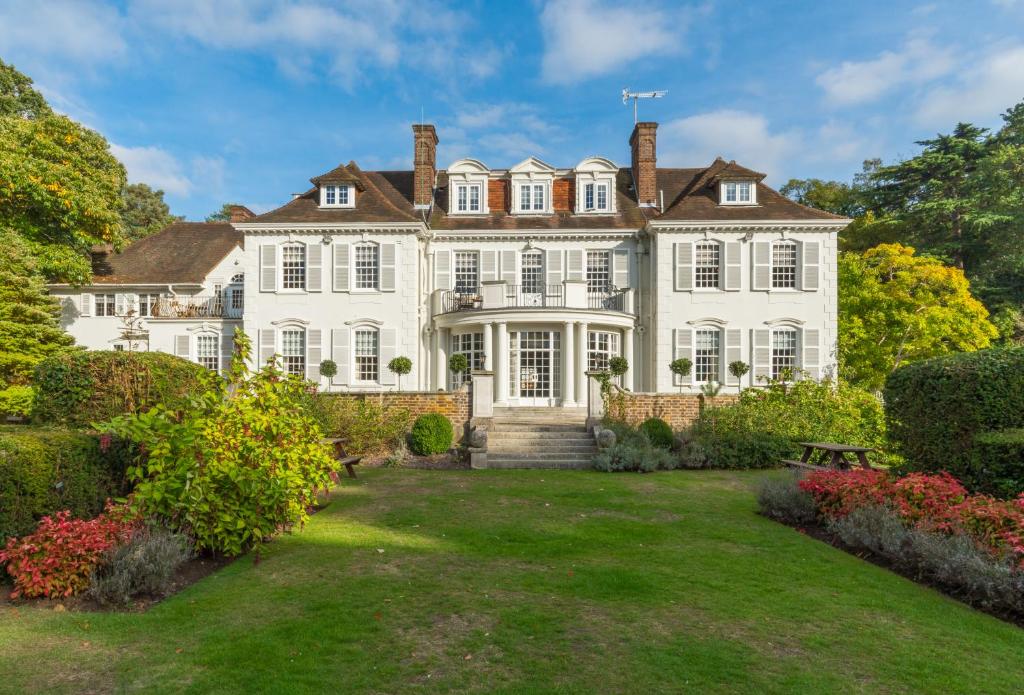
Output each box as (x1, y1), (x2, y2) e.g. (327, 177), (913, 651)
(728, 360), (750, 394)
(669, 358), (692, 394)
(388, 356), (412, 391)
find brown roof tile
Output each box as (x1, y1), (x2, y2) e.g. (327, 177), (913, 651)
(90, 222), (241, 284)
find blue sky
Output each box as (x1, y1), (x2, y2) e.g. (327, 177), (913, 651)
(2, 0), (1023, 220)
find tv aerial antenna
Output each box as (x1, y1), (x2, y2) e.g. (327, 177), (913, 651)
(622, 88), (667, 124)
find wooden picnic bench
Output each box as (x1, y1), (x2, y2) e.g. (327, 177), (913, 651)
(323, 438), (362, 479)
(782, 442), (875, 471)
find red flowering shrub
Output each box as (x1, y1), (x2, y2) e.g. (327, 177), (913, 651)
(798, 468), (892, 517)
(953, 495), (1024, 562)
(889, 472), (967, 527)
(0, 504), (137, 599)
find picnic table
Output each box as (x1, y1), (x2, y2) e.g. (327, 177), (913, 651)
(783, 442), (875, 471)
(323, 438), (362, 479)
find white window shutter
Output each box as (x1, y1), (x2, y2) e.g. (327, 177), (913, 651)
(174, 335), (190, 359)
(307, 243), (323, 292)
(566, 249), (584, 281)
(80, 293), (92, 316)
(259, 329), (276, 366)
(613, 249), (629, 289)
(306, 329), (322, 381)
(801, 328), (820, 380)
(481, 250), (498, 282)
(380, 243), (397, 292)
(800, 240), (820, 291)
(332, 328), (350, 386)
(674, 242), (693, 291)
(751, 242), (771, 291)
(379, 328), (397, 385)
(220, 332), (234, 375)
(725, 329), (742, 385)
(752, 329), (771, 382)
(333, 243), (350, 292)
(723, 241), (742, 291)
(500, 250), (516, 285)
(115, 294), (127, 316)
(673, 328), (693, 386)
(260, 245), (277, 292)
(546, 249), (563, 287)
(434, 249), (452, 290)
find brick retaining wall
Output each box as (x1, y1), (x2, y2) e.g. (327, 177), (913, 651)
(320, 388), (471, 439)
(608, 392), (740, 431)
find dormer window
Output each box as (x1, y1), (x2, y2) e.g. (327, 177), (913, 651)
(509, 156), (556, 215)
(721, 180), (755, 205)
(321, 184), (354, 208)
(520, 183), (546, 212)
(574, 156), (618, 214)
(456, 184), (481, 212)
(447, 158), (490, 215)
(583, 182), (609, 211)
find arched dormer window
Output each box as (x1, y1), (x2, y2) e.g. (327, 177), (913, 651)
(447, 159), (490, 215)
(574, 156), (617, 214)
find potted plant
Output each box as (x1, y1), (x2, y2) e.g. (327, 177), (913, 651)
(669, 358), (692, 394)
(319, 359), (337, 385)
(388, 356), (413, 391)
(448, 353), (469, 388)
(728, 360), (750, 394)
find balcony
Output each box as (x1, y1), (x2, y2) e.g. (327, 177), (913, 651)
(435, 280), (633, 316)
(150, 295), (243, 320)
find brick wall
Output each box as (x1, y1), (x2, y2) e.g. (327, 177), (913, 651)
(321, 388), (471, 440)
(488, 179), (507, 212)
(553, 177), (574, 212)
(608, 392), (739, 430)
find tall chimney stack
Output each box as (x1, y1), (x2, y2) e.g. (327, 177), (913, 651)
(412, 124), (438, 210)
(630, 122), (658, 208)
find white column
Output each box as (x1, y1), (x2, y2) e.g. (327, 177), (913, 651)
(563, 321), (575, 407)
(483, 322), (493, 371)
(435, 327), (448, 390)
(576, 321), (589, 404)
(623, 326), (635, 391)
(495, 322), (509, 404)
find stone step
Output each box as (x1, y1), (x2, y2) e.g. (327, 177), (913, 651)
(489, 439), (596, 450)
(487, 451), (595, 462)
(490, 422), (589, 432)
(492, 407), (587, 417)
(488, 430), (594, 439)
(485, 458), (593, 470)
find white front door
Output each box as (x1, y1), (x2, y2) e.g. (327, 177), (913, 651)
(520, 250), (544, 307)
(510, 330), (561, 405)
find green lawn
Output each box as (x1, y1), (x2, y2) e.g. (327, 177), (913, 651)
(2, 469), (1023, 694)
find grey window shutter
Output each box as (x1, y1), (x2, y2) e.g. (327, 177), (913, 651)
(673, 328), (693, 386)
(332, 328), (350, 386)
(80, 293), (92, 316)
(801, 328), (820, 380)
(613, 249), (629, 289)
(333, 243), (350, 292)
(307, 243), (323, 292)
(380, 243), (397, 292)
(751, 242), (771, 291)
(800, 240), (820, 291)
(260, 245), (277, 292)
(306, 329), (322, 381)
(259, 328), (276, 366)
(674, 242), (693, 291)
(723, 241), (742, 291)
(115, 293), (127, 316)
(481, 250), (498, 282)
(752, 329), (771, 382)
(725, 329), (742, 385)
(546, 249), (563, 287)
(379, 328), (397, 385)
(566, 249), (584, 281)
(220, 332), (234, 375)
(434, 249), (452, 290)
(174, 335), (190, 359)
(499, 249), (516, 284)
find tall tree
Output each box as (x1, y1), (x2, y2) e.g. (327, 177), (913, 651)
(779, 178), (863, 217)
(838, 243), (997, 391)
(122, 183), (180, 242)
(205, 203), (243, 222)
(0, 59), (50, 119)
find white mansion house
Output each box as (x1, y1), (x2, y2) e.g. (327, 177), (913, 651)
(50, 122), (847, 408)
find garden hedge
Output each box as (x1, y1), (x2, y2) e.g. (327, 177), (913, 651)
(884, 347), (1024, 491)
(0, 426), (133, 540)
(409, 413), (453, 455)
(639, 417), (673, 449)
(32, 351), (212, 427)
(971, 429), (1024, 498)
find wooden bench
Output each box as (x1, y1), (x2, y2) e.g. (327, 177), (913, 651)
(782, 458), (823, 471)
(323, 438), (362, 479)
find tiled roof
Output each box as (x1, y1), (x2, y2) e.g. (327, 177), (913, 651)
(90, 222), (241, 284)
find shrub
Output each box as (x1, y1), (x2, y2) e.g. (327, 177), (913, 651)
(0, 426), (134, 540)
(102, 331), (336, 556)
(669, 358), (692, 393)
(409, 413), (453, 455)
(638, 417), (673, 449)
(448, 353), (469, 377)
(756, 474), (818, 525)
(308, 394), (411, 455)
(884, 347), (1024, 491)
(0, 504), (136, 599)
(828, 504), (911, 558)
(88, 525), (194, 607)
(608, 356), (628, 378)
(387, 356), (413, 392)
(593, 420), (676, 472)
(798, 468), (893, 517)
(318, 359), (337, 379)
(0, 385), (34, 417)
(33, 351), (213, 427)
(971, 429), (1024, 498)
(680, 428), (795, 470)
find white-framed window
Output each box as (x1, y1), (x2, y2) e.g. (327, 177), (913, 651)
(694, 328), (721, 383)
(94, 293), (116, 317)
(354, 329), (379, 382)
(520, 250), (544, 294)
(281, 244), (306, 290)
(455, 184), (482, 213)
(587, 330), (620, 372)
(196, 334), (220, 372)
(228, 273), (244, 311)
(137, 293), (161, 317)
(321, 184), (353, 208)
(451, 332), (484, 388)
(694, 242), (721, 289)
(722, 181), (754, 204)
(586, 250), (611, 292)
(281, 328), (306, 376)
(771, 327), (798, 380)
(517, 183), (546, 212)
(454, 251), (479, 294)
(772, 241), (798, 289)
(583, 182), (610, 212)
(354, 243), (379, 290)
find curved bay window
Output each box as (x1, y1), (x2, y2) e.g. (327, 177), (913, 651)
(587, 330), (619, 372)
(450, 332), (484, 388)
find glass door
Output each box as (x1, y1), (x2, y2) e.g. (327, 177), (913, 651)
(510, 330), (561, 405)
(520, 250), (544, 307)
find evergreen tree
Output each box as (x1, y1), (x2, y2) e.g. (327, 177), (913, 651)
(122, 183), (180, 242)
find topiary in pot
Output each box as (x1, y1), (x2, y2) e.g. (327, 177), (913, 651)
(388, 356), (412, 391)
(448, 353), (469, 379)
(608, 356), (628, 382)
(639, 417), (674, 449)
(728, 360), (750, 394)
(409, 413), (454, 455)
(319, 359), (337, 381)
(669, 358), (692, 394)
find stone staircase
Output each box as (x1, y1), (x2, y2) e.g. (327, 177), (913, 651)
(484, 407), (596, 469)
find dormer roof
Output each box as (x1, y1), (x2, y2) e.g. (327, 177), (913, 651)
(509, 156), (557, 174)
(309, 161), (366, 190)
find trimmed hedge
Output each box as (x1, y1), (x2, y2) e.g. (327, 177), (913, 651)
(884, 347), (1024, 491)
(32, 351), (212, 427)
(971, 429), (1024, 498)
(638, 417), (673, 449)
(0, 426), (133, 540)
(409, 413), (453, 455)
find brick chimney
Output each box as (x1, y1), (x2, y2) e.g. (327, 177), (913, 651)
(412, 124), (438, 209)
(228, 205), (256, 222)
(630, 121), (658, 207)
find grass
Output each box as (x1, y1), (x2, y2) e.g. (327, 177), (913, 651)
(2, 468), (1023, 694)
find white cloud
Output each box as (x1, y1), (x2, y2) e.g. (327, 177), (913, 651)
(0, 0), (127, 68)
(539, 0), (688, 84)
(111, 144), (193, 197)
(815, 37), (955, 106)
(915, 45), (1024, 125)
